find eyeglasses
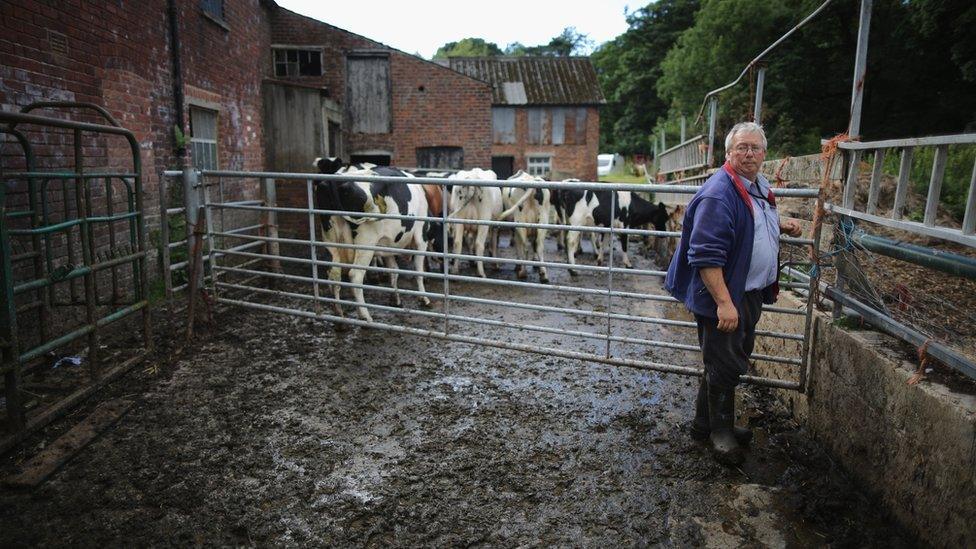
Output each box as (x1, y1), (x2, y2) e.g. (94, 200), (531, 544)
(733, 144), (765, 154)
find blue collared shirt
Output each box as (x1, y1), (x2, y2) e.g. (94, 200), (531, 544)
(743, 175), (780, 291)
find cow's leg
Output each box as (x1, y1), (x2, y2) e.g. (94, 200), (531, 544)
(594, 232), (605, 266)
(413, 239), (432, 308)
(474, 224), (489, 278)
(489, 227), (500, 270)
(384, 255), (401, 307)
(566, 229), (581, 277)
(619, 232), (633, 268)
(451, 222), (464, 274)
(323, 234), (345, 317)
(349, 249), (375, 322)
(514, 226), (529, 279)
(536, 209), (549, 283)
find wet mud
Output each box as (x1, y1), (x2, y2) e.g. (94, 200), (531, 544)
(0, 242), (914, 546)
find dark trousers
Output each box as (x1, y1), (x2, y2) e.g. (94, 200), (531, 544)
(694, 290), (764, 389)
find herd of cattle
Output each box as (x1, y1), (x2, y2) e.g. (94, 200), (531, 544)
(313, 157), (671, 322)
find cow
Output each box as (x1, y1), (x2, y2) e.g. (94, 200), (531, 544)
(447, 168), (503, 278)
(555, 188), (669, 276)
(313, 157), (432, 323)
(500, 170), (552, 283)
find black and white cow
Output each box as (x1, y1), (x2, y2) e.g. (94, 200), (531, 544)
(500, 170), (552, 283)
(314, 157), (432, 322)
(555, 188), (668, 275)
(448, 168), (503, 278)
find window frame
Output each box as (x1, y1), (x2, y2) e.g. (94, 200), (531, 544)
(526, 155), (552, 178)
(189, 106), (219, 171)
(272, 46), (324, 78)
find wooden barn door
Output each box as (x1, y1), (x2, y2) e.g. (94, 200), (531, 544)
(346, 53), (391, 134)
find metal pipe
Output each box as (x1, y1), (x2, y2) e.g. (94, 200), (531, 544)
(851, 228), (976, 279)
(707, 97), (718, 166)
(848, 0), (872, 138)
(753, 67), (766, 123)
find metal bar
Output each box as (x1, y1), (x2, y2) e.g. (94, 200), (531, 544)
(441, 184), (450, 336)
(164, 169), (820, 197)
(183, 169), (202, 295)
(16, 302), (148, 364)
(963, 156), (976, 235)
(262, 177), (282, 272)
(75, 127), (100, 379)
(160, 173), (173, 300)
(306, 180), (321, 313)
(706, 97), (718, 167)
(800, 193), (827, 392)
(606, 191), (615, 359)
(827, 204), (976, 248)
(892, 147), (914, 220)
(203, 176), (218, 301)
(848, 0), (872, 138)
(167, 240), (264, 271)
(866, 148), (886, 215)
(842, 150), (862, 209)
(924, 145), (948, 226)
(1, 171), (138, 179)
(851, 229), (976, 279)
(753, 67), (766, 123)
(216, 279), (803, 366)
(1, 176), (25, 430)
(824, 287), (976, 380)
(839, 133), (976, 150)
(216, 296), (800, 390)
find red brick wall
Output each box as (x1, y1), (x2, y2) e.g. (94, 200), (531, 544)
(491, 106), (600, 181)
(269, 8), (492, 169)
(0, 0), (272, 288)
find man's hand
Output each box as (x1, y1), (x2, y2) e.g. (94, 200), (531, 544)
(716, 300), (739, 333)
(780, 219), (802, 237)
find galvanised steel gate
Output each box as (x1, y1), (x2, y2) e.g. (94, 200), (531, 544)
(1, 104), (151, 452)
(164, 169), (822, 391)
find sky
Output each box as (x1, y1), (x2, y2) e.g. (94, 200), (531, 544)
(274, 0), (640, 59)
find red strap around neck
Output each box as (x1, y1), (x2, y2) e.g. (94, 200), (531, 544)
(722, 161), (776, 211)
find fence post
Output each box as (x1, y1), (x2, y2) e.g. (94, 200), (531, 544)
(753, 67), (766, 123)
(262, 177), (282, 273)
(182, 168), (203, 292)
(706, 97), (718, 166)
(848, 0), (872, 138)
(1, 180), (25, 431)
(680, 116), (686, 143)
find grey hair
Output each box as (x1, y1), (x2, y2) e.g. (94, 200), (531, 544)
(724, 122), (767, 150)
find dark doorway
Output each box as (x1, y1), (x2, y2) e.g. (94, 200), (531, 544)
(350, 154), (391, 166)
(327, 121), (341, 159)
(416, 146), (464, 170)
(491, 156), (515, 180)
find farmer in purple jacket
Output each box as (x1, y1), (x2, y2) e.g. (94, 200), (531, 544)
(665, 122), (802, 465)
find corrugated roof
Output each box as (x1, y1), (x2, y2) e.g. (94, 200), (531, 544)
(447, 57), (606, 106)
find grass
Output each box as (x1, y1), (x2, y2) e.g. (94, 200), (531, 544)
(598, 173), (648, 184)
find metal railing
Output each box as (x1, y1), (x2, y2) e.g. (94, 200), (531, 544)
(163, 169), (822, 391)
(656, 135), (708, 177)
(0, 103), (151, 453)
(829, 134), (976, 247)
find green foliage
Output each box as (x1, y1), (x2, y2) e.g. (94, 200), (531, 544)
(506, 27), (593, 57)
(591, 0), (701, 155)
(433, 38), (503, 59)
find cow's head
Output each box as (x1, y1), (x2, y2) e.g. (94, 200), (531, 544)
(313, 159), (377, 217)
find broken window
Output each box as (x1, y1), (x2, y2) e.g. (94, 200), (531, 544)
(273, 49), (323, 78)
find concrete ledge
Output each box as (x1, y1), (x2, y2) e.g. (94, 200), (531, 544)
(755, 294), (976, 547)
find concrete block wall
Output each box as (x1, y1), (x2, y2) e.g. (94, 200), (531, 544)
(754, 294), (976, 547)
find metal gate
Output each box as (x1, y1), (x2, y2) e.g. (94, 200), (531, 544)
(1, 103), (151, 451)
(163, 169), (822, 391)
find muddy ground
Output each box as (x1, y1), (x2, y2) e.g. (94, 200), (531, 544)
(0, 241), (915, 546)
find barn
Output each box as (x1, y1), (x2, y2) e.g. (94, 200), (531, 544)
(443, 56), (606, 181)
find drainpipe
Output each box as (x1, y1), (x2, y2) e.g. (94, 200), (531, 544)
(851, 228), (976, 280)
(168, 0), (186, 158)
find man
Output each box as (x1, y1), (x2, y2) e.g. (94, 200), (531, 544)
(665, 122), (802, 465)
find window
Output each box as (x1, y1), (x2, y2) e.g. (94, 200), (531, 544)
(526, 156), (551, 178)
(527, 108), (547, 145)
(492, 107), (515, 144)
(190, 107), (218, 170)
(201, 0), (225, 21)
(273, 49), (323, 77)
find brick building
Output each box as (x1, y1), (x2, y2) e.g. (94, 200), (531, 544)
(445, 57), (606, 181)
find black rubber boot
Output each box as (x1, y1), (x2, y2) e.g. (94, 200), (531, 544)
(690, 379), (751, 444)
(707, 383), (745, 466)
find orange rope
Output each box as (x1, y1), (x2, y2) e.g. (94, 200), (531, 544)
(773, 156), (791, 187)
(808, 134), (851, 305)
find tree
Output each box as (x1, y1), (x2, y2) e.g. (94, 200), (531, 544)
(591, 0), (701, 154)
(505, 27), (593, 57)
(433, 38), (503, 59)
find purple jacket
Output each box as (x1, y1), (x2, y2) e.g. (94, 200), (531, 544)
(665, 166), (779, 318)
